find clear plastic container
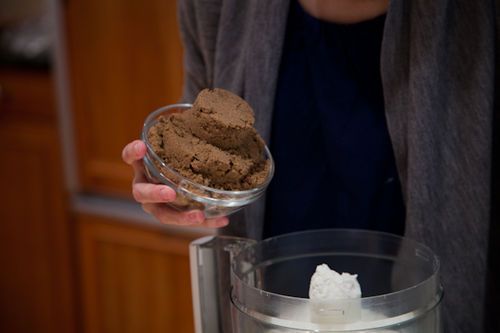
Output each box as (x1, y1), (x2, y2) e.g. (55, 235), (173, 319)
(190, 229), (443, 332)
(141, 103), (274, 218)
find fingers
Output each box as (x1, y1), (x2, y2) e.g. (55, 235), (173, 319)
(122, 140), (149, 183)
(142, 205), (204, 225)
(204, 216), (230, 228)
(122, 140), (146, 165)
(124, 140), (230, 229)
(142, 203), (229, 228)
(133, 183), (176, 203)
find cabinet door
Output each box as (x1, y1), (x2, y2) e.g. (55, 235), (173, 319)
(65, 0), (184, 196)
(78, 214), (195, 333)
(0, 114), (75, 332)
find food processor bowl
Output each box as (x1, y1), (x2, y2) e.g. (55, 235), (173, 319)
(190, 229), (443, 332)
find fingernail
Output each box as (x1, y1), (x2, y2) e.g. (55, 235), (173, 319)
(187, 211), (203, 223)
(160, 187), (173, 201)
(134, 142), (142, 153)
(215, 217), (229, 226)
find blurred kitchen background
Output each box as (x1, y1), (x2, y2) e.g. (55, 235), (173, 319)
(0, 0), (209, 332)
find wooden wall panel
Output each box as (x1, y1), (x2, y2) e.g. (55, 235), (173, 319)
(78, 214), (195, 333)
(0, 69), (56, 121)
(0, 70), (75, 332)
(65, 0), (184, 196)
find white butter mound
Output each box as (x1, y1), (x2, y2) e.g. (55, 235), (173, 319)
(309, 264), (362, 300)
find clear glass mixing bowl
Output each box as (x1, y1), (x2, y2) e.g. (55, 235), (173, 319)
(142, 103), (274, 218)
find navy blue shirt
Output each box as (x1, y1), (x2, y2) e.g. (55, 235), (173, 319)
(263, 2), (405, 238)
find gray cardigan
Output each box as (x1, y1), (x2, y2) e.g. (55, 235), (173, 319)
(178, 1), (496, 331)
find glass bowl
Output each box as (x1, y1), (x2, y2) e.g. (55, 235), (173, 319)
(141, 103), (275, 219)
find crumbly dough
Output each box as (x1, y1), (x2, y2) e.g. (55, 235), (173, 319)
(148, 88), (271, 191)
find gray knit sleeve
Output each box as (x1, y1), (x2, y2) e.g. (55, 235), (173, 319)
(177, 0), (221, 103)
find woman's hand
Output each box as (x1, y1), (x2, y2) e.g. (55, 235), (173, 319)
(121, 140), (229, 228)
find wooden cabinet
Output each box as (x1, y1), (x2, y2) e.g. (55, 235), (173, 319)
(77, 214), (195, 333)
(60, 2), (200, 332)
(0, 69), (56, 121)
(65, 0), (184, 196)
(0, 69), (75, 333)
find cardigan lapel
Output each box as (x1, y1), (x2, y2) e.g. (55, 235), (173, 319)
(238, 0), (290, 240)
(243, 0), (290, 144)
(382, 1), (494, 331)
